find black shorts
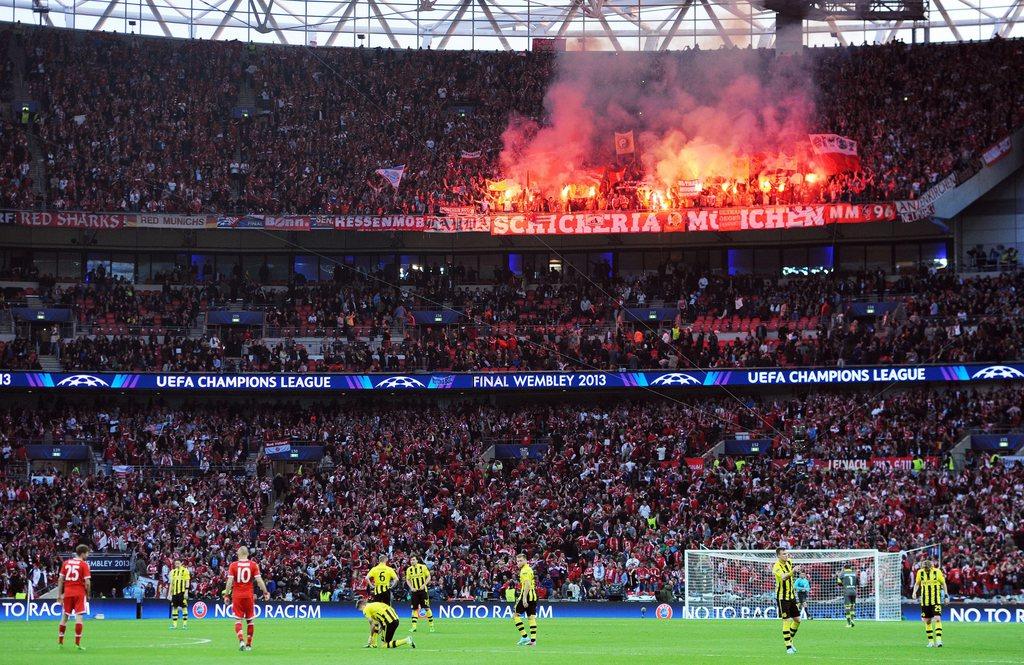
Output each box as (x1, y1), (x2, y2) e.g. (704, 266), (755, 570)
(844, 593), (857, 606)
(920, 603), (941, 619)
(171, 592), (187, 609)
(515, 597), (538, 616)
(777, 599), (800, 620)
(380, 619), (399, 642)
(797, 591), (808, 604)
(410, 590), (430, 609)
(372, 590), (391, 605)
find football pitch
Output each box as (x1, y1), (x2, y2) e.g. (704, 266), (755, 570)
(1, 618), (1022, 664)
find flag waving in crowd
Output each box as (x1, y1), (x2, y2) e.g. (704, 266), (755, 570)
(614, 131), (635, 155)
(809, 134), (861, 174)
(375, 165), (406, 190)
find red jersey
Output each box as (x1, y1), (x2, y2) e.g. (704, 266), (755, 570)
(228, 560), (261, 598)
(60, 558), (91, 594)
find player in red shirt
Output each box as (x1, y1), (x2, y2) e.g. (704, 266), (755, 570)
(57, 544), (91, 649)
(222, 546), (270, 651)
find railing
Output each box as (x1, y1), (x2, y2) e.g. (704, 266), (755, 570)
(94, 464), (253, 478)
(75, 324), (193, 338)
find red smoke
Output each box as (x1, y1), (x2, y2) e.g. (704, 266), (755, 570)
(498, 51), (816, 200)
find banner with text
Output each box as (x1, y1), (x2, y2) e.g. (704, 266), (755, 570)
(1, 363), (1022, 394)
(3, 204), (896, 235)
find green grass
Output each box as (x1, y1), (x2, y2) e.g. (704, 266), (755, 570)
(1, 618), (1022, 664)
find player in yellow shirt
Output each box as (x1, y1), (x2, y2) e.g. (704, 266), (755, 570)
(365, 555), (398, 647)
(512, 553), (538, 647)
(366, 555), (399, 604)
(912, 560), (948, 647)
(405, 555), (434, 633)
(772, 547), (801, 654)
(357, 600), (415, 649)
(168, 559), (191, 630)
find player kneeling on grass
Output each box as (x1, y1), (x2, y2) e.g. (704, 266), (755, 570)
(358, 599), (415, 649)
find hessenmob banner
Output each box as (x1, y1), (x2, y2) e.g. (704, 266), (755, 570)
(2, 203), (896, 235)
(1, 363), (1022, 393)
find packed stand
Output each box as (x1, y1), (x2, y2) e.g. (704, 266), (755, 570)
(20, 266), (1021, 372)
(0, 410), (1021, 601)
(3, 27), (1022, 214)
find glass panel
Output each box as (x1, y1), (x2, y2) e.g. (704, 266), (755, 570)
(920, 242), (949, 270)
(58, 250), (82, 278)
(294, 255), (319, 283)
(242, 255), (264, 282)
(264, 254), (290, 283)
(838, 245), (865, 272)
(33, 251), (58, 278)
(727, 248), (753, 275)
(865, 245), (892, 272)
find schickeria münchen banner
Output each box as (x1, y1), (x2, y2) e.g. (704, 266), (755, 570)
(1, 203), (900, 235)
(1, 362), (1022, 393)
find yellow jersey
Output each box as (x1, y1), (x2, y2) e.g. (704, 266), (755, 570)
(368, 563), (398, 594)
(519, 564), (538, 602)
(170, 566), (191, 596)
(405, 564), (430, 592)
(916, 567), (945, 606)
(772, 560), (796, 601)
(362, 602), (399, 625)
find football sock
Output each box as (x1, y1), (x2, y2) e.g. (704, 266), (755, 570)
(387, 638), (410, 648)
(235, 621), (244, 642)
(514, 614), (527, 638)
(246, 621), (254, 646)
(426, 608), (434, 626)
(783, 619), (792, 647)
(926, 625), (934, 641)
(934, 620), (942, 640)
(529, 616), (537, 643)
(74, 624), (83, 646)
(58, 624), (66, 644)
(790, 621), (799, 639)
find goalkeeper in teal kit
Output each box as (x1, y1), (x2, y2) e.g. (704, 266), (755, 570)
(794, 572), (812, 620)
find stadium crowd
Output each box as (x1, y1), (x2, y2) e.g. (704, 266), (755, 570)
(0, 412), (1021, 602)
(2, 26), (1022, 213)
(3, 266), (1020, 372)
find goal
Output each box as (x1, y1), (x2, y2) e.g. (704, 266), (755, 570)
(684, 549), (903, 621)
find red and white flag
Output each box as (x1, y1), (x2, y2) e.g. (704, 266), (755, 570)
(809, 134), (861, 174)
(614, 131), (636, 155)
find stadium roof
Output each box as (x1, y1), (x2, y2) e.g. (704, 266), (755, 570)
(6, 0), (1024, 50)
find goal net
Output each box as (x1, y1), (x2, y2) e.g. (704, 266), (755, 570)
(684, 549), (902, 621)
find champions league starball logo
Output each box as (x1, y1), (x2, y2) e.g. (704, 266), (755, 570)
(374, 376), (427, 389)
(649, 373), (701, 386)
(971, 365), (1024, 380)
(56, 374), (110, 388)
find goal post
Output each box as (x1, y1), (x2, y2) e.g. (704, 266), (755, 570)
(684, 549), (903, 621)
